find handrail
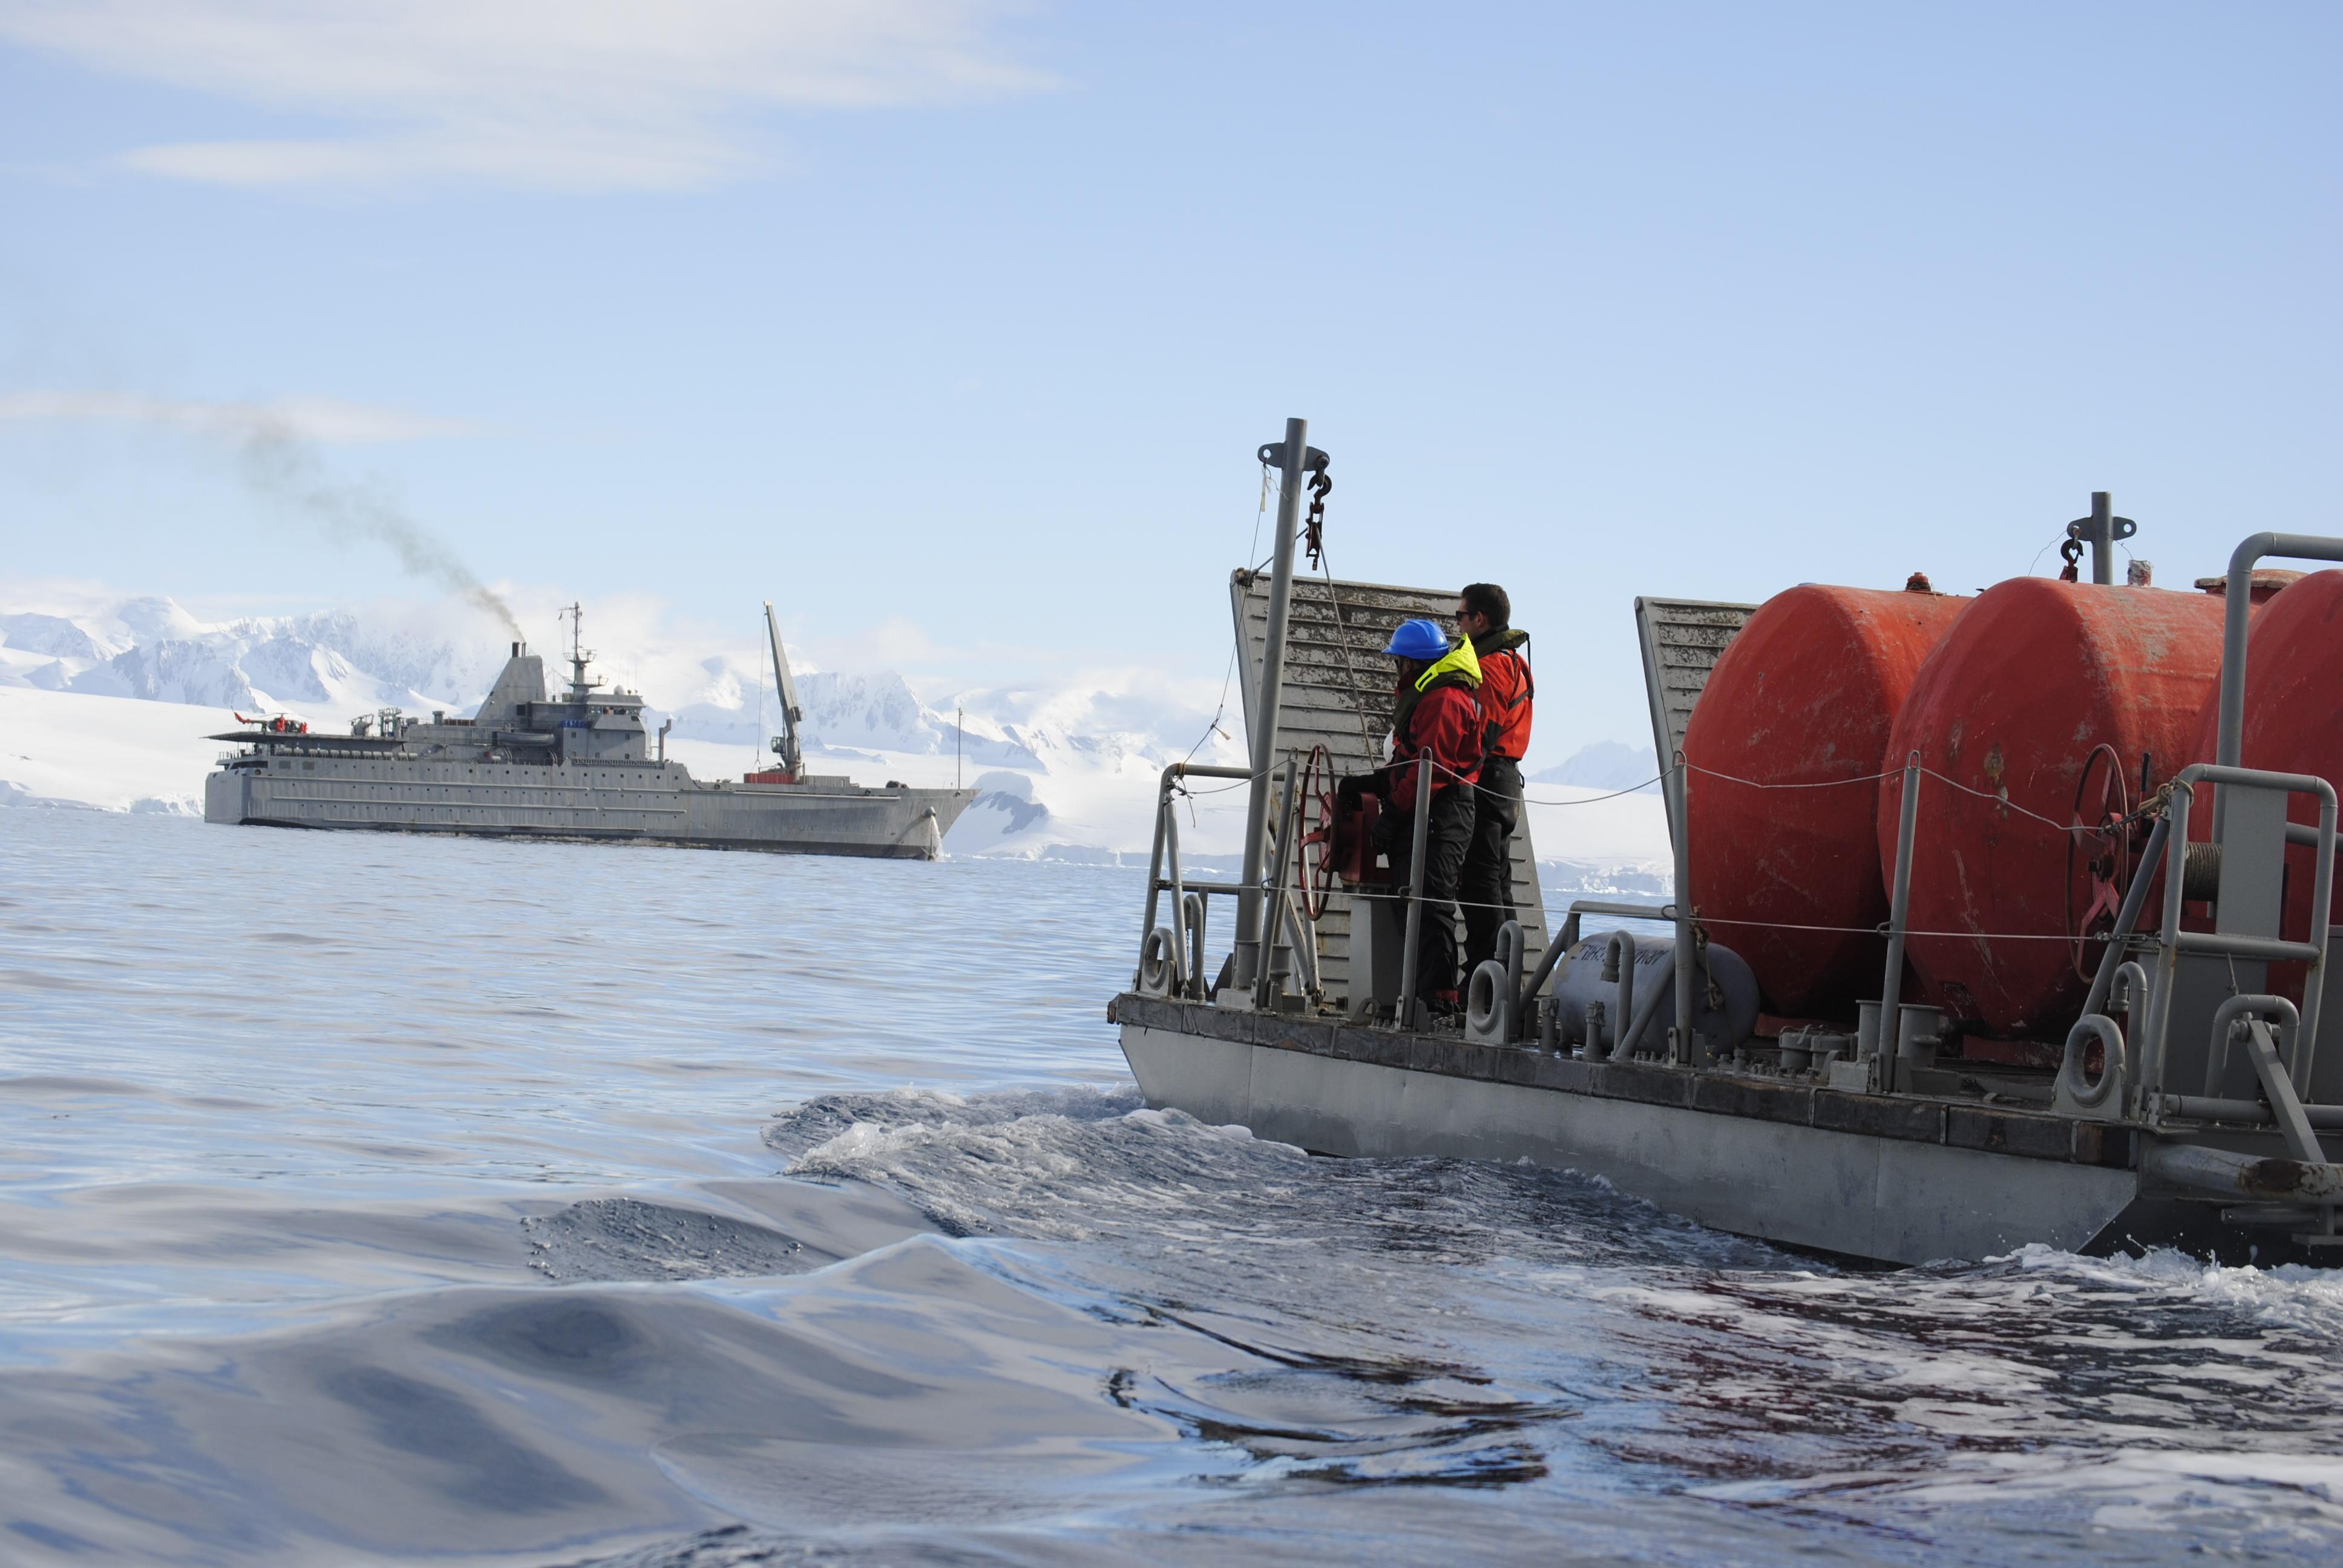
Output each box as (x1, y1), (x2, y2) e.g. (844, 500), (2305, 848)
(2206, 994), (2301, 1096)
(1257, 756), (1300, 1008)
(2145, 765), (2338, 1110)
(1138, 761), (1257, 995)
(2217, 533), (2343, 774)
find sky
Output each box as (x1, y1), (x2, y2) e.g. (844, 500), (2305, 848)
(1, 1), (2337, 763)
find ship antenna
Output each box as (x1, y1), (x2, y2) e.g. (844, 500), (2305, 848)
(560, 601), (597, 701)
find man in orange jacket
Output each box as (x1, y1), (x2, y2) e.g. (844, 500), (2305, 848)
(1366, 618), (1482, 1016)
(1458, 583), (1533, 983)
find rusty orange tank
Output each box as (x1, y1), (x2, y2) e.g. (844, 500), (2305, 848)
(2183, 569), (2343, 1001)
(1879, 578), (2226, 1036)
(1683, 580), (1969, 1016)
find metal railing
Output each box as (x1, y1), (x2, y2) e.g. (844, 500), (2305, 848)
(1135, 757), (1322, 1007)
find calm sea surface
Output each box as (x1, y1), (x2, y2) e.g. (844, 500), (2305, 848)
(2, 810), (2341, 1565)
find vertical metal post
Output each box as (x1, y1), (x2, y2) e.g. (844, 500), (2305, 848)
(1165, 791), (1191, 996)
(1878, 753), (1922, 1076)
(1231, 417), (1308, 997)
(2141, 780), (2197, 1120)
(2087, 491), (2115, 586)
(2217, 534), (2343, 835)
(2296, 787), (2336, 1096)
(1670, 756), (1696, 1065)
(1397, 757), (1433, 1030)
(1138, 770), (1173, 983)
(1257, 757), (1300, 1008)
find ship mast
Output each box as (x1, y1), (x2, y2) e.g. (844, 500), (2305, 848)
(559, 602), (601, 702)
(762, 601), (804, 776)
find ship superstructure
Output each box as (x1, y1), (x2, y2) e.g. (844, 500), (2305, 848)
(203, 603), (975, 859)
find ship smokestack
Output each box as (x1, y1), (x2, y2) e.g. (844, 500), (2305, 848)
(511, 641), (519, 657)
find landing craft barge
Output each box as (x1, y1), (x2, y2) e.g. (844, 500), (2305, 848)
(205, 603), (975, 860)
(1110, 419), (2343, 1266)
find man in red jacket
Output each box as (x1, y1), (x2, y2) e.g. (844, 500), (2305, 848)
(1369, 617), (1482, 1016)
(1458, 582), (1533, 981)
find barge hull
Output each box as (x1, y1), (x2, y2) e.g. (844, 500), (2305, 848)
(1116, 1001), (2157, 1266)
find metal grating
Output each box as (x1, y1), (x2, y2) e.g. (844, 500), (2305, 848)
(1633, 595), (1758, 845)
(1232, 569), (1547, 1006)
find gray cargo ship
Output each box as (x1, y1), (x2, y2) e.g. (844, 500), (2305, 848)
(204, 603), (975, 859)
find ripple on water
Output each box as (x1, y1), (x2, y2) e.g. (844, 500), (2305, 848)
(1, 813), (2340, 1566)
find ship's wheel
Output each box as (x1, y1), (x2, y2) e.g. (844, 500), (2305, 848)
(1296, 743), (1338, 920)
(2066, 743), (2133, 980)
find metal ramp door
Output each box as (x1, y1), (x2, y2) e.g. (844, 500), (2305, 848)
(1232, 569), (1548, 1008)
(1633, 596), (1758, 844)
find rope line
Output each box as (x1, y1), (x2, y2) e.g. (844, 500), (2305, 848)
(1166, 878), (2121, 938)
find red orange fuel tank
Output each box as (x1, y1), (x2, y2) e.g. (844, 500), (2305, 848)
(2184, 569), (2343, 998)
(1878, 578), (2227, 1037)
(1684, 581), (1970, 1016)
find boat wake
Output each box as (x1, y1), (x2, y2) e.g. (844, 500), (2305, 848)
(4, 1086), (2341, 1564)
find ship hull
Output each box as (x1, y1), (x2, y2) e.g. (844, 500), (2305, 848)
(1109, 994), (2294, 1267)
(205, 758), (975, 860)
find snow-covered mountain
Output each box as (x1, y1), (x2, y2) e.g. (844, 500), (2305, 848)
(1530, 740), (1663, 794)
(0, 584), (1673, 881)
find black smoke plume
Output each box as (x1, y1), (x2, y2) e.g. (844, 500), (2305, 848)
(238, 423), (520, 638)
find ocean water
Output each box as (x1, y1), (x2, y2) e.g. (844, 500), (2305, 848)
(2, 811), (2342, 1566)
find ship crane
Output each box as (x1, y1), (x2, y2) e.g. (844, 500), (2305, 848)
(762, 600), (805, 780)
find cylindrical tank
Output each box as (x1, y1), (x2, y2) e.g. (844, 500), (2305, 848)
(2185, 570), (2343, 1001)
(1683, 581), (1970, 1016)
(1880, 578), (2226, 1037)
(1549, 933), (1760, 1052)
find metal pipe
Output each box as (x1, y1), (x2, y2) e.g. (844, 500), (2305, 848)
(2141, 1139), (2343, 1200)
(2082, 814), (2170, 1019)
(1185, 892), (1209, 1001)
(2285, 822), (2343, 851)
(1257, 757), (1300, 1008)
(2204, 993), (2301, 1096)
(1617, 950), (1679, 1059)
(2140, 778), (2196, 1116)
(2172, 931), (2324, 964)
(1398, 756), (1432, 1030)
(2087, 491), (2115, 585)
(1670, 756), (1697, 1065)
(1604, 929), (1636, 1057)
(1232, 417), (1309, 995)
(1143, 760), (1248, 999)
(1521, 900), (1678, 1022)
(2299, 789), (2336, 1095)
(1138, 769), (1175, 982)
(2170, 763), (2337, 1092)
(1164, 793), (1190, 995)
(1877, 753), (1922, 1065)
(2161, 1097), (2343, 1129)
(2218, 533), (2343, 772)
(1278, 888), (1322, 998)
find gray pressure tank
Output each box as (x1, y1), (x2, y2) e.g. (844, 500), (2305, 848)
(1547, 933), (1761, 1055)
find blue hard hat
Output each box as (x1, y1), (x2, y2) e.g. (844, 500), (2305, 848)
(1383, 618), (1451, 661)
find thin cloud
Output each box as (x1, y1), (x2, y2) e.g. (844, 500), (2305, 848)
(0, 0), (1054, 192)
(0, 390), (476, 443)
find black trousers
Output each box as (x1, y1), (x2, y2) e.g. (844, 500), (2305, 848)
(1381, 785), (1477, 1003)
(1460, 756), (1523, 981)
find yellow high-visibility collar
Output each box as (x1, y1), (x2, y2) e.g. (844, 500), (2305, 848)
(1414, 640), (1481, 691)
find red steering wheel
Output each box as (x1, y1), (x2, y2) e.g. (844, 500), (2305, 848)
(2066, 743), (2133, 980)
(1296, 743), (1338, 920)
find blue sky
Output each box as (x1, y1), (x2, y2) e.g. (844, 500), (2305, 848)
(1, 2), (2336, 756)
